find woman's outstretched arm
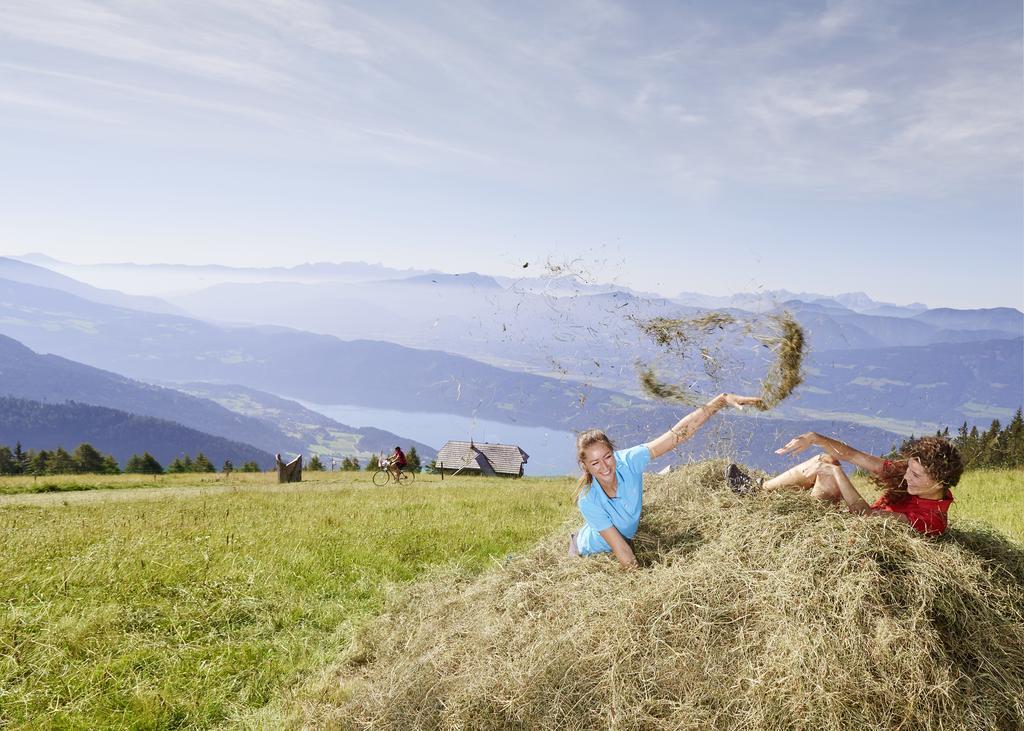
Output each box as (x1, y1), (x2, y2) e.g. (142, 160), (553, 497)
(599, 526), (638, 569)
(647, 393), (762, 460)
(776, 432), (887, 474)
(827, 464), (911, 525)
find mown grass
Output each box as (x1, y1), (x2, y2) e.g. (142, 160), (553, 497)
(1, 468), (1020, 729)
(0, 471), (271, 495)
(0, 472), (576, 729)
(947, 468), (1024, 542)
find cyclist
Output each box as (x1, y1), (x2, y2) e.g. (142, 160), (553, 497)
(387, 446), (407, 482)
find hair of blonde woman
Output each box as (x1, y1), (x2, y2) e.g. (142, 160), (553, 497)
(573, 429), (615, 502)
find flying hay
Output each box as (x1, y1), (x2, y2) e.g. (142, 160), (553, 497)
(636, 310), (805, 410)
(306, 462), (1024, 730)
(754, 311), (805, 409)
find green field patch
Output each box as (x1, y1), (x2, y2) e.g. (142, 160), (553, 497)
(961, 401), (1016, 420)
(792, 407), (936, 436)
(849, 376), (911, 389)
(0, 474), (575, 728)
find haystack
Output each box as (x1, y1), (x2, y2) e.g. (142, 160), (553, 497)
(310, 462), (1024, 730)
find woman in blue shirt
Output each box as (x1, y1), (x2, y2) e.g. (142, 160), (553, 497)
(571, 392), (761, 568)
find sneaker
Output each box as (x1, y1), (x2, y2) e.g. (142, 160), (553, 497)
(726, 463), (760, 496)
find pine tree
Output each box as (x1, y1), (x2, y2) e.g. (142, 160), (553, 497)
(0, 446), (16, 475)
(965, 426), (981, 469)
(13, 442), (27, 475)
(366, 454), (380, 471)
(73, 443), (106, 474)
(124, 452), (164, 475)
(194, 453), (215, 473)
(307, 455), (325, 471)
(167, 457), (183, 473)
(1006, 408), (1024, 468)
(101, 455), (122, 475)
(143, 453), (164, 474)
(240, 461), (261, 473)
(406, 446), (421, 472)
(29, 449), (52, 476)
(980, 420), (1004, 468)
(339, 456), (360, 471)
(50, 447), (76, 474)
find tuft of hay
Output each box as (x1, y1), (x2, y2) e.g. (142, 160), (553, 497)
(754, 311), (805, 409)
(308, 462), (1024, 731)
(638, 365), (700, 405)
(633, 313), (739, 353)
(634, 310), (806, 410)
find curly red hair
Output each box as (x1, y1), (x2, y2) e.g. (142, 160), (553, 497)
(872, 436), (963, 505)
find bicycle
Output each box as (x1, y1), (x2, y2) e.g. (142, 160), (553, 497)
(372, 460), (416, 486)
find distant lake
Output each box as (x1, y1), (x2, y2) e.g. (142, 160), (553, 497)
(300, 402), (579, 476)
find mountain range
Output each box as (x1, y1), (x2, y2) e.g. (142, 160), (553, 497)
(0, 396), (274, 469)
(0, 327), (435, 466)
(1, 254), (1020, 474)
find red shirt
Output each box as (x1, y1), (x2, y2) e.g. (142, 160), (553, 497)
(871, 492), (954, 536)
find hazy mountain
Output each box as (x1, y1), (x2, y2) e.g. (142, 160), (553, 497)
(0, 257), (183, 316)
(399, 272), (503, 288)
(13, 253), (432, 296)
(674, 289), (928, 316)
(913, 308), (1024, 335)
(166, 275), (676, 387)
(5, 274), (1019, 436)
(168, 273), (1020, 400)
(0, 277), (630, 431)
(796, 338), (1024, 429)
(783, 301), (1017, 350)
(0, 333), (301, 456)
(0, 396), (275, 468)
(175, 382), (437, 462)
(0, 332), (433, 464)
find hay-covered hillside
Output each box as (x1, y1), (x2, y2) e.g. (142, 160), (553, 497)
(311, 462), (1024, 731)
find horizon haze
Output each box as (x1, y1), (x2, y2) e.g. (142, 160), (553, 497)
(0, 0), (1021, 309)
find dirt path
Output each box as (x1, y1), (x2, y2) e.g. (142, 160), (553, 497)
(0, 480), (359, 508)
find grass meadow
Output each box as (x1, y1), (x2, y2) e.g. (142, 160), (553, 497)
(0, 467), (1020, 728)
(0, 472), (576, 728)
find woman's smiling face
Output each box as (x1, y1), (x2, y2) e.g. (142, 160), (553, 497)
(904, 457), (943, 497)
(582, 444), (616, 486)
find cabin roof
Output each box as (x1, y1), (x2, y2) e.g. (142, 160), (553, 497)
(436, 441), (529, 475)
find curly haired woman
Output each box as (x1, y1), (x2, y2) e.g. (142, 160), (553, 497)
(727, 433), (964, 536)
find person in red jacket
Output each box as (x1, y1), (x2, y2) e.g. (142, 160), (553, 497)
(387, 446), (407, 482)
(727, 434), (963, 536)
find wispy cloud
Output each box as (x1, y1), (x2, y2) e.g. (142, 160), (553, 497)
(0, 0), (1018, 193)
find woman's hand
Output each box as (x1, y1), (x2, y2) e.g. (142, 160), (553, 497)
(721, 393), (763, 410)
(775, 432), (820, 456)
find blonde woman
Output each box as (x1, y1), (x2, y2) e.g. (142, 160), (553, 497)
(570, 393), (761, 568)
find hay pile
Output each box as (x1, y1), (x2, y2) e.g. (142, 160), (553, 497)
(311, 463), (1024, 730)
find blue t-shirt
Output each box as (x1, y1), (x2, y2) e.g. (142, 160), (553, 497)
(575, 444), (652, 555)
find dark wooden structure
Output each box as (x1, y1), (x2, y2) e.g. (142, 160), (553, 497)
(276, 453), (302, 483)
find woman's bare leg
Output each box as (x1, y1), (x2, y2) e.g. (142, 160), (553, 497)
(808, 460), (842, 502)
(763, 454), (839, 491)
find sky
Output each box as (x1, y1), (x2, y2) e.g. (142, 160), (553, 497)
(0, 0), (1021, 309)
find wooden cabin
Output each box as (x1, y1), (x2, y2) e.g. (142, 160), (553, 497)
(435, 440), (529, 478)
